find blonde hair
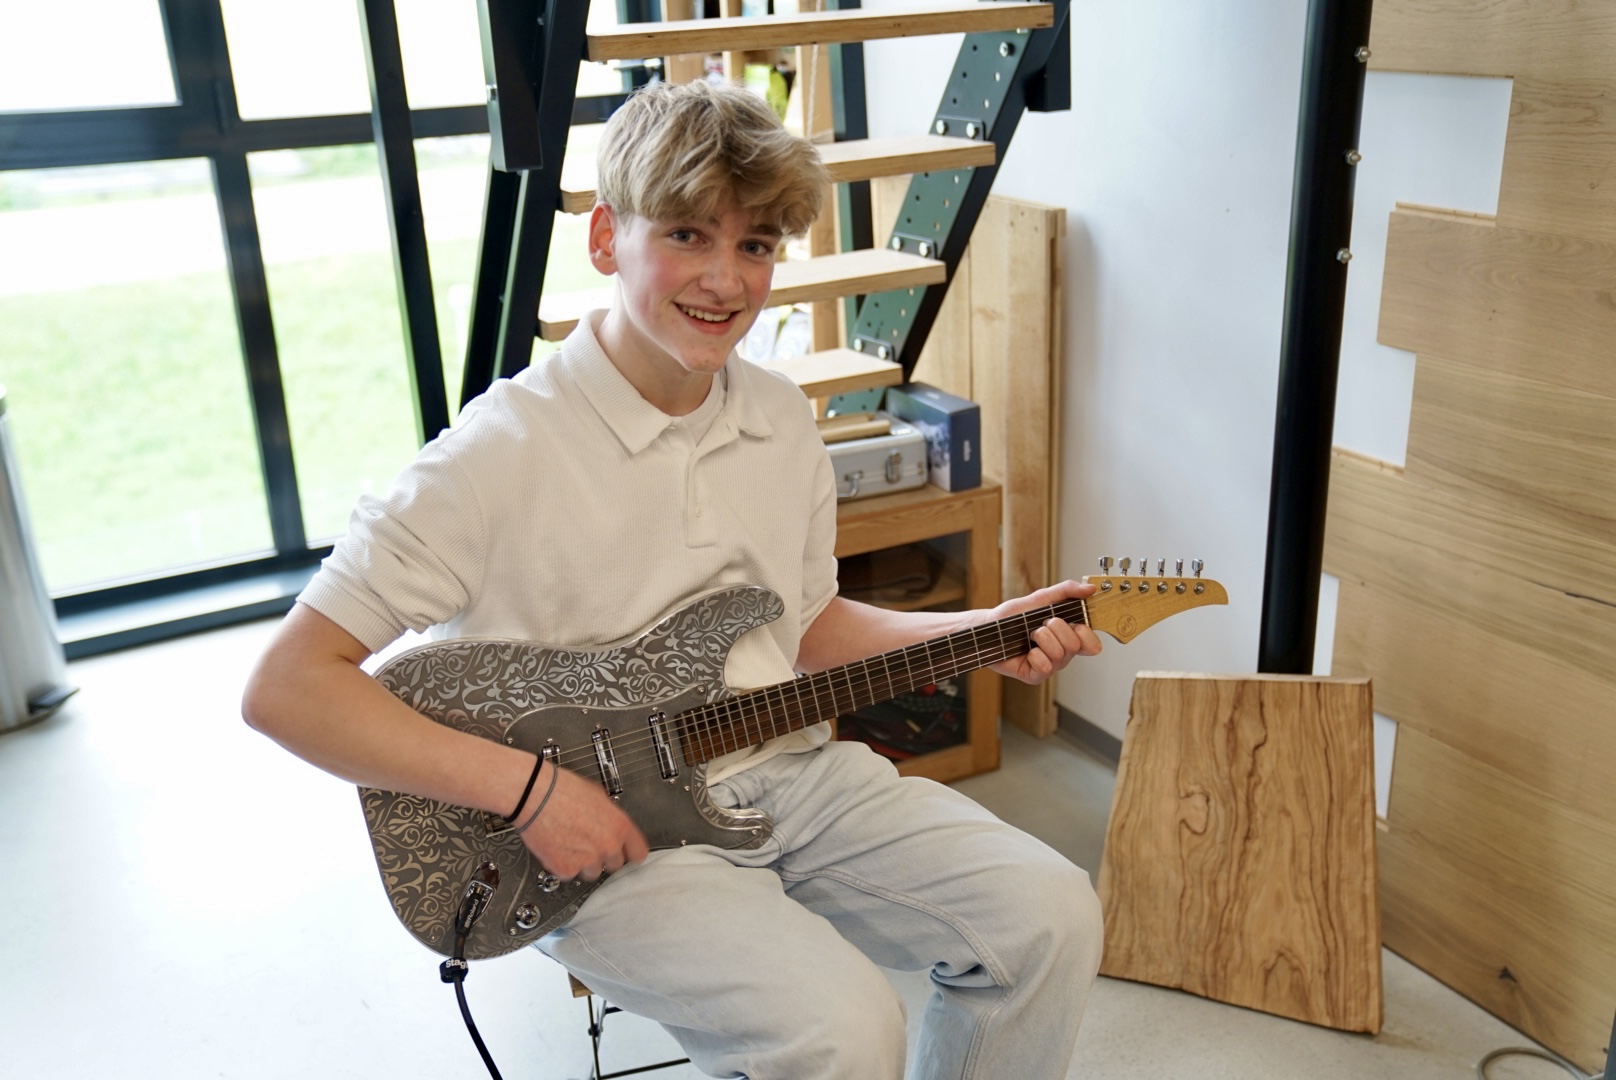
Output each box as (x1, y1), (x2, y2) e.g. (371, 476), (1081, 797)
(595, 80), (828, 237)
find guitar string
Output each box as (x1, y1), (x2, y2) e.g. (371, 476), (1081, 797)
(538, 601), (1074, 772)
(521, 601), (1092, 786)
(533, 600), (1087, 778)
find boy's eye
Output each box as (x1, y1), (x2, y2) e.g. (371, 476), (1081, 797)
(744, 240), (776, 257)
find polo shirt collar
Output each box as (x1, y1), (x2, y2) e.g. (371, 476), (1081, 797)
(563, 310), (775, 454)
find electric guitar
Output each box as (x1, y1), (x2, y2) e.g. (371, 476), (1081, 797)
(361, 567), (1227, 959)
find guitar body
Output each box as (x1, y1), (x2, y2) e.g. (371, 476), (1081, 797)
(362, 585), (784, 960)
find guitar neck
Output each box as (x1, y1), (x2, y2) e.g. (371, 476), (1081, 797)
(677, 598), (1088, 764)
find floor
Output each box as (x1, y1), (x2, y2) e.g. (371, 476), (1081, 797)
(0, 617), (1576, 1079)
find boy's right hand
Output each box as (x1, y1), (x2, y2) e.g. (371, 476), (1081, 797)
(520, 765), (650, 882)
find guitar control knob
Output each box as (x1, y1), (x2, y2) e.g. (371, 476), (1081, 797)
(540, 873), (561, 894)
(514, 903), (542, 930)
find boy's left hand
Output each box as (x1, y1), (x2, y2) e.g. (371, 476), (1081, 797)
(983, 580), (1102, 685)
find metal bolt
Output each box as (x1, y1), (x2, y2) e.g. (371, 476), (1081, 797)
(934, 119), (948, 135)
(1355, 46), (1371, 62)
(1000, 41), (1015, 57)
(965, 122), (979, 139)
(1336, 248), (1353, 263)
(1345, 149), (1362, 165)
(877, 344), (891, 361)
(853, 339), (864, 352)
(890, 236), (902, 251)
(917, 241), (932, 258)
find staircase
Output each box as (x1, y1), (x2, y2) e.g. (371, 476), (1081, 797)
(397, 0), (1071, 409)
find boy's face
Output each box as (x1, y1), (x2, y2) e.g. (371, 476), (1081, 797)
(589, 201), (780, 400)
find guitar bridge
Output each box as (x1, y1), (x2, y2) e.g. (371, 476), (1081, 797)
(648, 711), (678, 781)
(591, 728), (623, 798)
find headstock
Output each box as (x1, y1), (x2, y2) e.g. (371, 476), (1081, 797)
(1083, 556), (1227, 643)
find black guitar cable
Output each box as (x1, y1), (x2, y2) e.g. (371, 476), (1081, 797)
(440, 863), (507, 1080)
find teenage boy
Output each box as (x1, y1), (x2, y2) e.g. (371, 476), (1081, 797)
(243, 79), (1104, 1078)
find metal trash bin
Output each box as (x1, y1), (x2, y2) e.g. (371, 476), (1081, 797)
(0, 385), (74, 732)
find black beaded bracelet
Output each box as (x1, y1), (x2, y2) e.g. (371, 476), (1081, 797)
(502, 753), (544, 824)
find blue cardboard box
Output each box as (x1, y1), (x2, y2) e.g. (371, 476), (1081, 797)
(883, 382), (982, 492)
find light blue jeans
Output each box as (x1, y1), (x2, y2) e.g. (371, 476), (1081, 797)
(539, 739), (1104, 1079)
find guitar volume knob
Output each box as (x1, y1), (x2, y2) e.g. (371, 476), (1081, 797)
(514, 903), (542, 930)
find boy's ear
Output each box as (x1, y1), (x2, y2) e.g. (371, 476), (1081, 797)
(588, 203), (619, 276)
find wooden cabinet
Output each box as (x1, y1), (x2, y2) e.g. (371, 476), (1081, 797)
(834, 482), (1002, 783)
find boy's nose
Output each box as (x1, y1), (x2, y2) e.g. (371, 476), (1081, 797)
(698, 252), (744, 297)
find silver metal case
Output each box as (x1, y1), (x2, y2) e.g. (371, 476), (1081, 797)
(827, 413), (929, 501)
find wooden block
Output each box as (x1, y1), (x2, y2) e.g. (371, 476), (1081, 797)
(587, 2), (1055, 62)
(538, 248), (945, 340)
(1367, 0), (1616, 80)
(1498, 78), (1616, 246)
(1379, 206), (1616, 399)
(1405, 353), (1616, 551)
(1380, 728), (1616, 1072)
(1097, 673), (1382, 1034)
(1332, 575), (1616, 822)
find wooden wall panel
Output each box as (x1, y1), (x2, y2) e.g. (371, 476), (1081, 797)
(1380, 728), (1616, 1071)
(872, 177), (1066, 736)
(1326, 449), (1616, 603)
(1368, 0), (1616, 80)
(1324, 466), (1616, 691)
(1330, 6), (1616, 1058)
(1378, 207), (1616, 399)
(1331, 578), (1616, 821)
(1099, 674), (1381, 1034)
(1404, 354), (1616, 550)
(1499, 78), (1616, 246)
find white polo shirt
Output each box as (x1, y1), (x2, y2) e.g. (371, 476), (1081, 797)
(299, 310), (840, 781)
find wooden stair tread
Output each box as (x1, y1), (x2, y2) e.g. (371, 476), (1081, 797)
(560, 135), (997, 214)
(537, 248), (945, 340)
(763, 347), (903, 399)
(587, 2), (1054, 61)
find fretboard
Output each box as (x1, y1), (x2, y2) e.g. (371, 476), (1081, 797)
(676, 598), (1089, 764)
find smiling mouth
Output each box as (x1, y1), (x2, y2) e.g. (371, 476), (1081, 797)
(678, 304), (735, 324)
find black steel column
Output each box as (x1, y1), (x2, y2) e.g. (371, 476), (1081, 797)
(1256, 0), (1374, 674)
(186, 0), (309, 556)
(358, 0), (450, 443)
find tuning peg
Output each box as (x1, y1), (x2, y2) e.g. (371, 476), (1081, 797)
(1193, 559), (1204, 578)
(1156, 558), (1166, 576)
(1119, 557), (1131, 575)
(1138, 556), (1147, 578)
(1175, 558), (1184, 577)
(1099, 556), (1112, 575)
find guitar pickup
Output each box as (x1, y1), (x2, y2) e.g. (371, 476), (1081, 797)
(591, 727), (623, 798)
(648, 711), (678, 781)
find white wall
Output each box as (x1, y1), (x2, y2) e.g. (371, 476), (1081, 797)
(861, 2), (1511, 740)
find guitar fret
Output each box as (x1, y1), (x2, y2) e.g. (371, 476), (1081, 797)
(677, 593), (1136, 764)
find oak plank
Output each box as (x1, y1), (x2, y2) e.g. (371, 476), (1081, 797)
(587, 2), (1054, 62)
(1323, 454), (1616, 691)
(1332, 576), (1616, 822)
(969, 197), (1064, 736)
(1378, 207), (1616, 399)
(1098, 673), (1381, 1033)
(1497, 78), (1616, 246)
(563, 136), (997, 215)
(762, 347), (902, 400)
(1367, 0), (1616, 80)
(1325, 449), (1616, 639)
(537, 248), (945, 340)
(1380, 728), (1616, 1072)
(1405, 353), (1616, 551)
